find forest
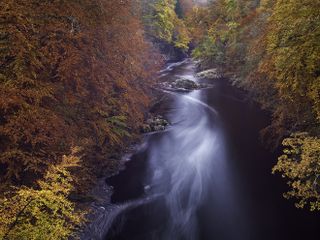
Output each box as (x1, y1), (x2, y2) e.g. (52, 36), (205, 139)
(187, 0), (320, 211)
(0, 0), (319, 239)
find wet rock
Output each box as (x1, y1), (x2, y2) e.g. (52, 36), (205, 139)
(196, 68), (221, 79)
(141, 115), (169, 133)
(153, 125), (165, 131)
(172, 78), (199, 90)
(141, 124), (152, 133)
(160, 78), (208, 92)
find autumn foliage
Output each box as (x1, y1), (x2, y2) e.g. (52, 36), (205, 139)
(0, 0), (160, 237)
(0, 0), (160, 184)
(144, 0), (191, 52)
(188, 0), (320, 209)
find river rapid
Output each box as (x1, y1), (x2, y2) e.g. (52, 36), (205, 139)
(100, 59), (319, 240)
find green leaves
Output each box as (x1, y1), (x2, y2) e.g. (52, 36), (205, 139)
(149, 0), (176, 42)
(148, 0), (191, 51)
(107, 115), (131, 144)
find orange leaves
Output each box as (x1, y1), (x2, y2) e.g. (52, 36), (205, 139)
(0, 105), (69, 180)
(0, 0), (160, 184)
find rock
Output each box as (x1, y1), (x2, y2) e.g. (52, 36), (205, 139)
(153, 125), (165, 131)
(196, 68), (221, 79)
(146, 118), (154, 125)
(172, 78), (199, 90)
(161, 119), (169, 126)
(159, 78), (210, 92)
(141, 124), (152, 133)
(141, 115), (169, 133)
(160, 78), (201, 92)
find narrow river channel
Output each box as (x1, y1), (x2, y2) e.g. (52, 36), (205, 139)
(102, 59), (319, 240)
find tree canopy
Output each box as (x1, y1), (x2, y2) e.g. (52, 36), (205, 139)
(145, 0), (191, 51)
(0, 0), (161, 237)
(187, 0), (320, 209)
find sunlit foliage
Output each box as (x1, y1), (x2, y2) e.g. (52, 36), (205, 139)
(262, 0), (320, 124)
(273, 133), (320, 211)
(0, 149), (83, 239)
(147, 0), (191, 51)
(0, 0), (160, 184)
(0, 0), (160, 237)
(188, 0), (320, 209)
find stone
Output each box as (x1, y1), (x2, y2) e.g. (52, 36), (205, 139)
(141, 115), (169, 133)
(141, 124), (152, 133)
(172, 78), (199, 90)
(196, 69), (221, 79)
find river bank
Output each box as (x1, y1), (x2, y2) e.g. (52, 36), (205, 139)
(80, 59), (319, 240)
(77, 60), (176, 239)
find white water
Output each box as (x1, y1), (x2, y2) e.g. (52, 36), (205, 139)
(145, 59), (232, 239)
(82, 59), (320, 240)
(99, 59), (245, 240)
(82, 194), (163, 240)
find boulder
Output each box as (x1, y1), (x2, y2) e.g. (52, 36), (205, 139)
(141, 115), (169, 133)
(196, 69), (221, 79)
(141, 124), (152, 133)
(172, 78), (199, 90)
(160, 78), (206, 92)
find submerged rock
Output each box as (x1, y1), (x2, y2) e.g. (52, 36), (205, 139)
(141, 115), (169, 133)
(196, 68), (221, 79)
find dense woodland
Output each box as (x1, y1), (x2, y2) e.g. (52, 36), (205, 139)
(0, 0), (319, 239)
(186, 0), (320, 211)
(0, 0), (161, 238)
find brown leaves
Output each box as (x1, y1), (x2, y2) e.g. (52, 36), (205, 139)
(0, 0), (160, 185)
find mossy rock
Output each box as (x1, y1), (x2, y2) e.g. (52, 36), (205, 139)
(172, 78), (199, 90)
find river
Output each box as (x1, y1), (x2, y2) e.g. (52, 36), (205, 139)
(102, 59), (319, 240)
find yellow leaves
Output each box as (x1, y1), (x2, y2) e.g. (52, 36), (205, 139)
(273, 133), (320, 210)
(185, 6), (210, 44)
(0, 150), (83, 239)
(266, 0), (320, 95)
(151, 0), (177, 42)
(149, 0), (191, 50)
(226, 21), (239, 30)
(173, 18), (191, 51)
(188, 0), (320, 211)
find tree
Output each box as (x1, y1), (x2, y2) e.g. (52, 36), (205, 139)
(0, 149), (83, 239)
(176, 0), (194, 17)
(188, 0), (320, 210)
(0, 0), (161, 236)
(273, 133), (320, 211)
(148, 0), (191, 51)
(0, 0), (160, 184)
(262, 0), (320, 123)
